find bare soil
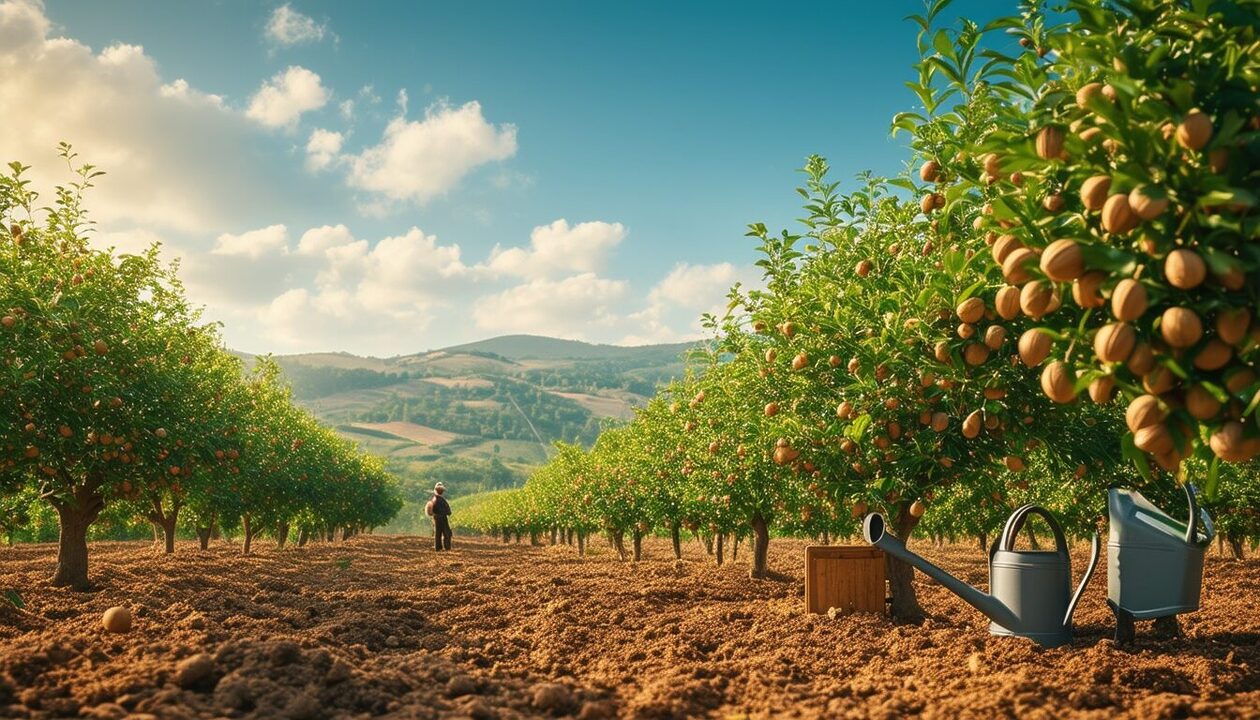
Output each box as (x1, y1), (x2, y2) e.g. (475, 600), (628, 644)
(0, 534), (1256, 719)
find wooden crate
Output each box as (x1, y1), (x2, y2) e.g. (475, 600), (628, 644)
(804, 545), (886, 615)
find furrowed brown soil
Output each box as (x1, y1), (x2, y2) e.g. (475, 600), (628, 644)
(0, 535), (1257, 719)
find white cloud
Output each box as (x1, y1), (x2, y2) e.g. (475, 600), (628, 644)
(249, 225), (479, 352)
(338, 99), (354, 120)
(344, 100), (517, 205)
(649, 262), (745, 307)
(622, 262), (757, 344)
(305, 128), (343, 171)
(163, 212), (747, 354)
(213, 224), (289, 258)
(0, 0), (266, 233)
(0, 0), (45, 52)
(265, 4), (327, 46)
(246, 66), (329, 128)
(472, 274), (628, 340)
(297, 223), (354, 255)
(483, 219), (625, 280)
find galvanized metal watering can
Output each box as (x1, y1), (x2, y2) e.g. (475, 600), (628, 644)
(1108, 484), (1213, 642)
(863, 505), (1100, 648)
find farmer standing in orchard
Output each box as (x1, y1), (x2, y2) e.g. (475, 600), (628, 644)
(426, 482), (453, 551)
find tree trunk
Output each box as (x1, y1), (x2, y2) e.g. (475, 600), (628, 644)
(632, 529), (643, 562)
(715, 533), (725, 566)
(196, 526), (212, 550)
(530, 531), (541, 546)
(577, 532), (586, 557)
(50, 485), (105, 590)
(550, 527), (558, 545)
(704, 534), (714, 556)
(612, 530), (627, 561)
(160, 515), (177, 554)
(514, 531), (521, 544)
(1227, 535), (1245, 560)
(887, 501), (925, 623)
(276, 521), (290, 549)
(670, 522), (682, 560)
(731, 534), (739, 562)
(821, 529), (830, 545)
(341, 526), (352, 542)
(297, 526), (310, 547)
(750, 515), (771, 579)
(151, 522), (162, 547)
(977, 532), (988, 552)
(242, 515), (255, 555)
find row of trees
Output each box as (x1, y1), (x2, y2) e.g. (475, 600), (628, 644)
(461, 0), (1260, 620)
(1, 147), (401, 590)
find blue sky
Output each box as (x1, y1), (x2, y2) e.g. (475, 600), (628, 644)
(3, 0), (1013, 355)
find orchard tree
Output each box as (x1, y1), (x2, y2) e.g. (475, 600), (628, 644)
(1, 151), (220, 587)
(938, 0), (1260, 486)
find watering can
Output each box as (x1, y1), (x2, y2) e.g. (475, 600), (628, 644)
(863, 505), (1100, 648)
(1107, 484), (1213, 642)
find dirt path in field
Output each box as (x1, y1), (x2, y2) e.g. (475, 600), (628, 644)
(0, 534), (1257, 719)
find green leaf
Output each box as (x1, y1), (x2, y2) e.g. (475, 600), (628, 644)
(3, 590), (22, 609)
(1203, 457), (1221, 501)
(846, 413), (872, 442)
(955, 278), (985, 304)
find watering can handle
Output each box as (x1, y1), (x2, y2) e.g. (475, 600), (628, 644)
(1184, 483), (1198, 544)
(1184, 483), (1215, 545)
(1064, 531), (1101, 630)
(997, 504), (1035, 551)
(999, 504), (1069, 555)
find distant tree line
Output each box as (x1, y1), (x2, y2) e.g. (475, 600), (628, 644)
(278, 363), (411, 401)
(353, 380), (600, 446)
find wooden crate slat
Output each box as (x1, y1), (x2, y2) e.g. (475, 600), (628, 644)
(804, 545), (886, 615)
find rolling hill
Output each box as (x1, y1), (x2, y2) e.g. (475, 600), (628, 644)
(242, 335), (701, 526)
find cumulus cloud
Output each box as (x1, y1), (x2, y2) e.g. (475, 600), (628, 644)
(305, 128), (343, 171)
(247, 225), (479, 352)
(153, 212), (749, 354)
(343, 100), (517, 206)
(212, 224), (289, 258)
(246, 66), (329, 128)
(472, 274), (628, 340)
(621, 262), (758, 345)
(296, 224), (354, 254)
(265, 4), (328, 46)
(0, 0), (267, 233)
(483, 219), (625, 280)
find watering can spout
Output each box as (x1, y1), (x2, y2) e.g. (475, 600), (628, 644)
(862, 513), (1018, 630)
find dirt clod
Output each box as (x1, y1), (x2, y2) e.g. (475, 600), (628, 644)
(448, 674), (478, 698)
(578, 699), (618, 719)
(173, 654), (216, 691)
(532, 682), (574, 714)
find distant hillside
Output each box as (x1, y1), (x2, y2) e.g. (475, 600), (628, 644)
(245, 335), (700, 510)
(438, 334), (696, 362)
